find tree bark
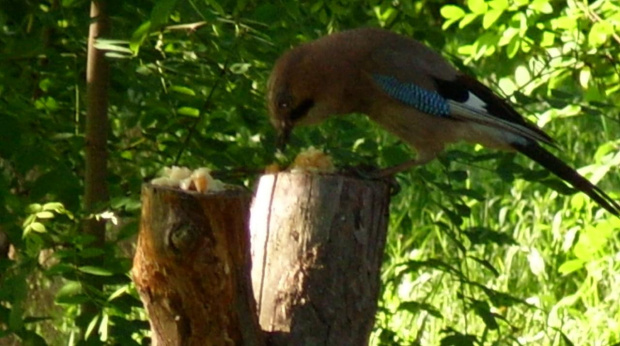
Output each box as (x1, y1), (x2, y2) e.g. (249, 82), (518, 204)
(84, 0), (110, 243)
(133, 184), (263, 346)
(81, 0), (110, 331)
(250, 173), (391, 345)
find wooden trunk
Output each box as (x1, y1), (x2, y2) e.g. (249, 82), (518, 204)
(132, 184), (262, 346)
(250, 173), (391, 345)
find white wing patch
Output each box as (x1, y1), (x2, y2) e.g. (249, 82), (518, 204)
(461, 92), (487, 112)
(447, 99), (552, 145)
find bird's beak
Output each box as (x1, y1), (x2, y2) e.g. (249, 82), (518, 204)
(276, 122), (291, 151)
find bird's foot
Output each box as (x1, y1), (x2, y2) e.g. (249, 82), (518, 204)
(341, 164), (401, 196)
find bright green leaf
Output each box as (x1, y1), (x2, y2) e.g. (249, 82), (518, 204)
(468, 0), (488, 14)
(515, 65), (531, 86)
(85, 315), (99, 339)
(541, 30), (555, 46)
(30, 222), (46, 233)
(530, 0), (553, 14)
(99, 313), (109, 341)
(498, 27), (519, 46)
(483, 9), (503, 29)
(579, 66), (591, 88)
(489, 0), (508, 10)
(55, 281), (82, 302)
(78, 266), (114, 276)
(94, 39), (132, 54)
(527, 248), (546, 276)
(27, 204), (43, 214)
(170, 85), (196, 96)
(230, 63), (251, 74)
(440, 5), (465, 19)
(36, 211), (54, 219)
(459, 13), (479, 28)
(43, 202), (64, 212)
(558, 259), (584, 275)
(130, 21), (151, 54)
(589, 21), (613, 47)
(177, 107), (200, 117)
(554, 16), (575, 30)
(506, 36), (520, 58)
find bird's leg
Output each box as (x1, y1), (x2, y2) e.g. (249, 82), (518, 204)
(344, 151), (436, 195)
(371, 151), (437, 178)
(371, 159), (425, 178)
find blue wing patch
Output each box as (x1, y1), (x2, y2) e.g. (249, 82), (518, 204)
(373, 74), (450, 117)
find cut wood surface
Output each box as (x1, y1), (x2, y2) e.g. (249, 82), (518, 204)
(133, 184), (262, 346)
(250, 172), (391, 345)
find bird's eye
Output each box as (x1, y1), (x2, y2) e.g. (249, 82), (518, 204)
(278, 100), (290, 109)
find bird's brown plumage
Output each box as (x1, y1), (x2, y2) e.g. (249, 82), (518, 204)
(267, 27), (620, 215)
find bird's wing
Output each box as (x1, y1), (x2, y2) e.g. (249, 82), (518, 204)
(368, 47), (554, 146)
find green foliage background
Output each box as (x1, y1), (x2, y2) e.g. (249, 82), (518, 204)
(0, 0), (619, 344)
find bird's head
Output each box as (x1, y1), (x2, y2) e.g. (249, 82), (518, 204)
(267, 37), (362, 150)
(267, 46), (321, 149)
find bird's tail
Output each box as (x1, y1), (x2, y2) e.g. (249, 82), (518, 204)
(511, 141), (620, 216)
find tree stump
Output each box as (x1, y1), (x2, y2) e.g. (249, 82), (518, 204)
(250, 173), (391, 345)
(132, 184), (262, 346)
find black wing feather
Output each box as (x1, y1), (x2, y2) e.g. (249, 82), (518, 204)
(512, 140), (620, 216)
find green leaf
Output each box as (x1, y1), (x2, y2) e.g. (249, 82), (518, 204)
(42, 202), (64, 212)
(105, 52), (133, 59)
(558, 259), (584, 275)
(177, 107), (200, 117)
(46, 263), (74, 276)
(506, 36), (520, 58)
(483, 9), (503, 29)
(85, 315), (99, 340)
(530, 0), (553, 14)
(78, 266), (114, 276)
(170, 85), (196, 96)
(230, 63), (251, 74)
(467, 0), (488, 14)
(579, 66), (591, 88)
(459, 13), (479, 29)
(30, 222), (47, 233)
(36, 211), (54, 219)
(26, 204), (43, 213)
(150, 0), (180, 30)
(440, 5), (465, 19)
(589, 21), (613, 47)
(94, 39), (132, 54)
(55, 281), (82, 301)
(130, 21), (151, 54)
(489, 0), (508, 10)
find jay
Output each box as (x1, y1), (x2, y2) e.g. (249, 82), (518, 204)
(267, 27), (620, 216)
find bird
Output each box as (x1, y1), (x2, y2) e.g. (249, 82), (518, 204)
(267, 27), (620, 216)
